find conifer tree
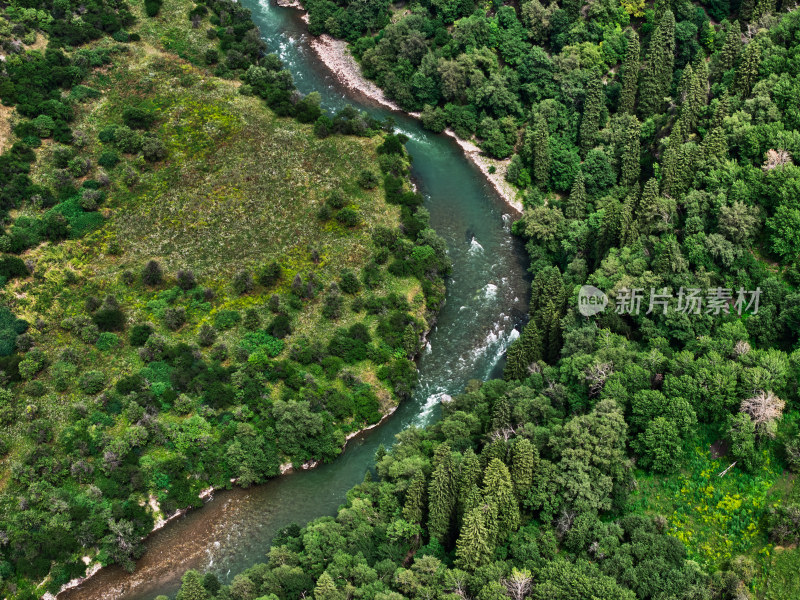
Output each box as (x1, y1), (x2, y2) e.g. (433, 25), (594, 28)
(620, 190), (641, 246)
(564, 171), (588, 219)
(751, 0), (775, 21)
(510, 438), (537, 497)
(403, 471), (426, 524)
(715, 21), (742, 77)
(491, 395), (512, 431)
(455, 507), (492, 570)
(458, 449), (482, 516)
(618, 29), (640, 114)
(619, 114), (641, 186)
(176, 571), (210, 600)
(638, 177), (660, 233)
(482, 459), (520, 541)
(740, 0), (756, 20)
(427, 443), (455, 544)
(580, 75), (603, 155)
(503, 337), (531, 381)
(710, 93), (731, 129)
(734, 39), (762, 97)
(314, 572), (342, 600)
(692, 57), (709, 112)
(531, 114), (551, 187)
(639, 10), (676, 117)
(702, 126), (728, 164)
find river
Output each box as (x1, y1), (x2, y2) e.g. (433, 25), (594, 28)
(58, 2), (531, 598)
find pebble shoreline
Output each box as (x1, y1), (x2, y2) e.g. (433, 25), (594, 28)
(300, 15), (524, 214)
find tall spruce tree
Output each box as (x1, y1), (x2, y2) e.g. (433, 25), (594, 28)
(639, 10), (676, 118)
(403, 471), (426, 524)
(482, 459), (520, 541)
(618, 29), (640, 114)
(734, 39), (762, 97)
(565, 171), (588, 219)
(715, 21), (742, 77)
(510, 438), (537, 497)
(531, 114), (551, 187)
(427, 443), (455, 544)
(580, 75), (603, 155)
(620, 114), (641, 186)
(455, 506), (492, 570)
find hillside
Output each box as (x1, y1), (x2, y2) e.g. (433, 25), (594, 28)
(0, 0), (449, 596)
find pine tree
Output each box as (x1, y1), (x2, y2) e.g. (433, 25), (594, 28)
(710, 93), (731, 129)
(427, 443), (455, 544)
(491, 395), (512, 431)
(678, 63), (694, 106)
(734, 39), (762, 97)
(702, 126), (728, 164)
(503, 337), (531, 381)
(458, 449), (482, 509)
(638, 10), (676, 118)
(619, 114), (641, 186)
(715, 21), (742, 77)
(596, 199), (622, 260)
(619, 190), (640, 246)
(504, 320), (543, 380)
(531, 114), (551, 187)
(510, 438), (537, 497)
(455, 507), (492, 570)
(580, 75), (603, 155)
(564, 171), (588, 219)
(314, 572), (342, 600)
(482, 459), (520, 541)
(618, 29), (640, 114)
(403, 471), (426, 524)
(752, 0), (775, 21)
(638, 178), (660, 233)
(688, 57), (709, 131)
(740, 0), (756, 20)
(176, 571), (210, 600)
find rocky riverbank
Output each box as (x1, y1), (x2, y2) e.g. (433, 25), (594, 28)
(301, 17), (524, 214)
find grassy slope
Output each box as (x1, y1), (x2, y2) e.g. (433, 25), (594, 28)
(0, 10), (422, 490)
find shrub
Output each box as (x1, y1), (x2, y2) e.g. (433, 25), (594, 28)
(141, 135), (167, 162)
(130, 324), (154, 347)
(326, 191), (347, 209)
(145, 0), (162, 17)
(232, 270), (254, 295)
(269, 314), (292, 339)
(317, 204), (333, 221)
(357, 169), (379, 189)
(67, 156), (91, 177)
(96, 332), (120, 351)
(113, 126), (143, 153)
(205, 49), (219, 65)
(197, 323), (217, 347)
(79, 370), (107, 394)
(142, 260), (163, 286)
(214, 310), (241, 330)
(257, 261), (282, 287)
(243, 309), (261, 330)
(176, 269), (196, 290)
(93, 306), (125, 332)
(122, 106), (156, 130)
(339, 270), (361, 294)
(163, 307), (186, 331)
(322, 290), (344, 320)
(336, 207), (360, 227)
(80, 189), (104, 211)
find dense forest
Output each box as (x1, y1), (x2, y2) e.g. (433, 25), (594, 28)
(0, 0), (450, 596)
(169, 0), (800, 598)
